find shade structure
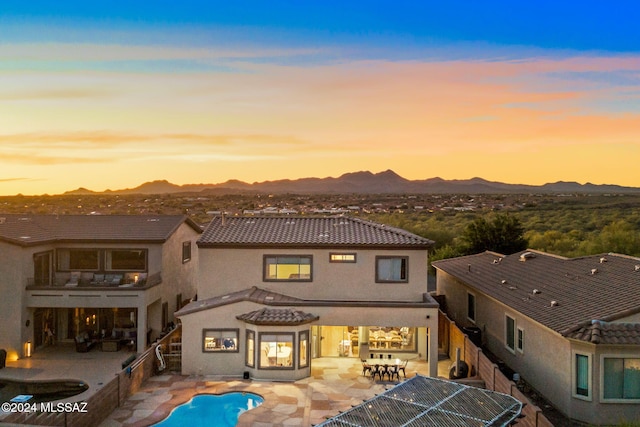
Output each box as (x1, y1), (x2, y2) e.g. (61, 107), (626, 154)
(316, 375), (522, 427)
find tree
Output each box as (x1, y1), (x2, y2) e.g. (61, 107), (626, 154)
(460, 213), (528, 255)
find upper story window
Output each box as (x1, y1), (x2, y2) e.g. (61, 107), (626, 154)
(505, 315), (516, 352)
(375, 256), (408, 283)
(56, 248), (147, 272)
(57, 249), (99, 271)
(330, 253), (356, 263)
(182, 241), (192, 263)
(467, 292), (476, 322)
(107, 249), (146, 271)
(264, 255), (312, 281)
(517, 327), (524, 353)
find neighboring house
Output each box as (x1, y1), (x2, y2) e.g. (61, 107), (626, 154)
(0, 214), (201, 360)
(176, 216), (440, 381)
(433, 249), (640, 426)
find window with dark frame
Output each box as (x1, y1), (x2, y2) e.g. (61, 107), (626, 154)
(246, 330), (255, 368)
(505, 315), (515, 351)
(56, 248), (148, 272)
(203, 329), (239, 352)
(182, 241), (191, 263)
(57, 249), (100, 271)
(299, 331), (309, 368)
(517, 327), (524, 352)
(375, 256), (408, 283)
(329, 253), (356, 263)
(108, 249), (146, 270)
(264, 255), (312, 281)
(603, 357), (640, 400)
(259, 332), (295, 369)
(467, 292), (476, 322)
(575, 354), (589, 397)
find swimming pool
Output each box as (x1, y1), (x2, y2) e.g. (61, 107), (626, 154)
(152, 392), (263, 427)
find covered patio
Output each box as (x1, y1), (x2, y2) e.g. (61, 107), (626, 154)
(0, 342), (137, 408)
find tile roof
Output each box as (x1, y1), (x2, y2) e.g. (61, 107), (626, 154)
(316, 375), (522, 427)
(197, 216), (434, 248)
(0, 214), (201, 246)
(176, 287), (305, 317)
(433, 250), (640, 340)
(176, 286), (439, 317)
(563, 321), (640, 345)
(236, 308), (319, 325)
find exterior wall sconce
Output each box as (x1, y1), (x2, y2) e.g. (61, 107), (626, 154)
(25, 341), (32, 357)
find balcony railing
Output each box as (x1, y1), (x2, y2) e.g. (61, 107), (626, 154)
(26, 272), (162, 290)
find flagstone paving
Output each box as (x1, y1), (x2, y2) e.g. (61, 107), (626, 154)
(99, 357), (450, 426)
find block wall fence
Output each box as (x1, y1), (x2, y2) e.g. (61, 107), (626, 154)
(440, 310), (553, 427)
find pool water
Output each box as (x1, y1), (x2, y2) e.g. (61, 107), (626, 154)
(152, 392), (264, 427)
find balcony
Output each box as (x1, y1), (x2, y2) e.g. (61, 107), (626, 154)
(26, 272), (162, 290)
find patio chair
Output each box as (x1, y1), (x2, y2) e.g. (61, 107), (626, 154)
(361, 360), (372, 376)
(370, 364), (384, 380)
(398, 359), (408, 378)
(387, 364), (400, 381)
(65, 272), (81, 287)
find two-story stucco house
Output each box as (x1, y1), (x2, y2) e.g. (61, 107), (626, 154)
(433, 249), (640, 426)
(176, 216), (440, 381)
(0, 214), (201, 360)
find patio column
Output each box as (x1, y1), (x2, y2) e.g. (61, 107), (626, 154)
(136, 306), (147, 353)
(426, 310), (438, 377)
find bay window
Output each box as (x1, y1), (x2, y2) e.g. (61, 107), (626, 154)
(259, 333), (294, 368)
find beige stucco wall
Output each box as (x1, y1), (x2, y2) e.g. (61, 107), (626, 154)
(0, 242), (28, 360)
(161, 222), (200, 321)
(4, 220), (200, 357)
(198, 247), (429, 302)
(179, 300), (312, 381)
(179, 301), (438, 379)
(436, 271), (572, 417)
(437, 269), (640, 425)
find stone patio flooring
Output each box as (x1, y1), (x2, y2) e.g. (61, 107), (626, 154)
(99, 357), (452, 427)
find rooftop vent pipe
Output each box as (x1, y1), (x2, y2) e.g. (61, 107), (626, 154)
(519, 252), (535, 262)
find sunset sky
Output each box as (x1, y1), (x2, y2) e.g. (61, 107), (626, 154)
(1, 1), (639, 195)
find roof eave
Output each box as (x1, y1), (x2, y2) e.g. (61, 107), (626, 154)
(197, 242), (432, 250)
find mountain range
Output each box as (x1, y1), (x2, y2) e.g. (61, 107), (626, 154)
(64, 170), (640, 195)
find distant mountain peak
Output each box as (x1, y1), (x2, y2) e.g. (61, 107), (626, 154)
(60, 170), (640, 195)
